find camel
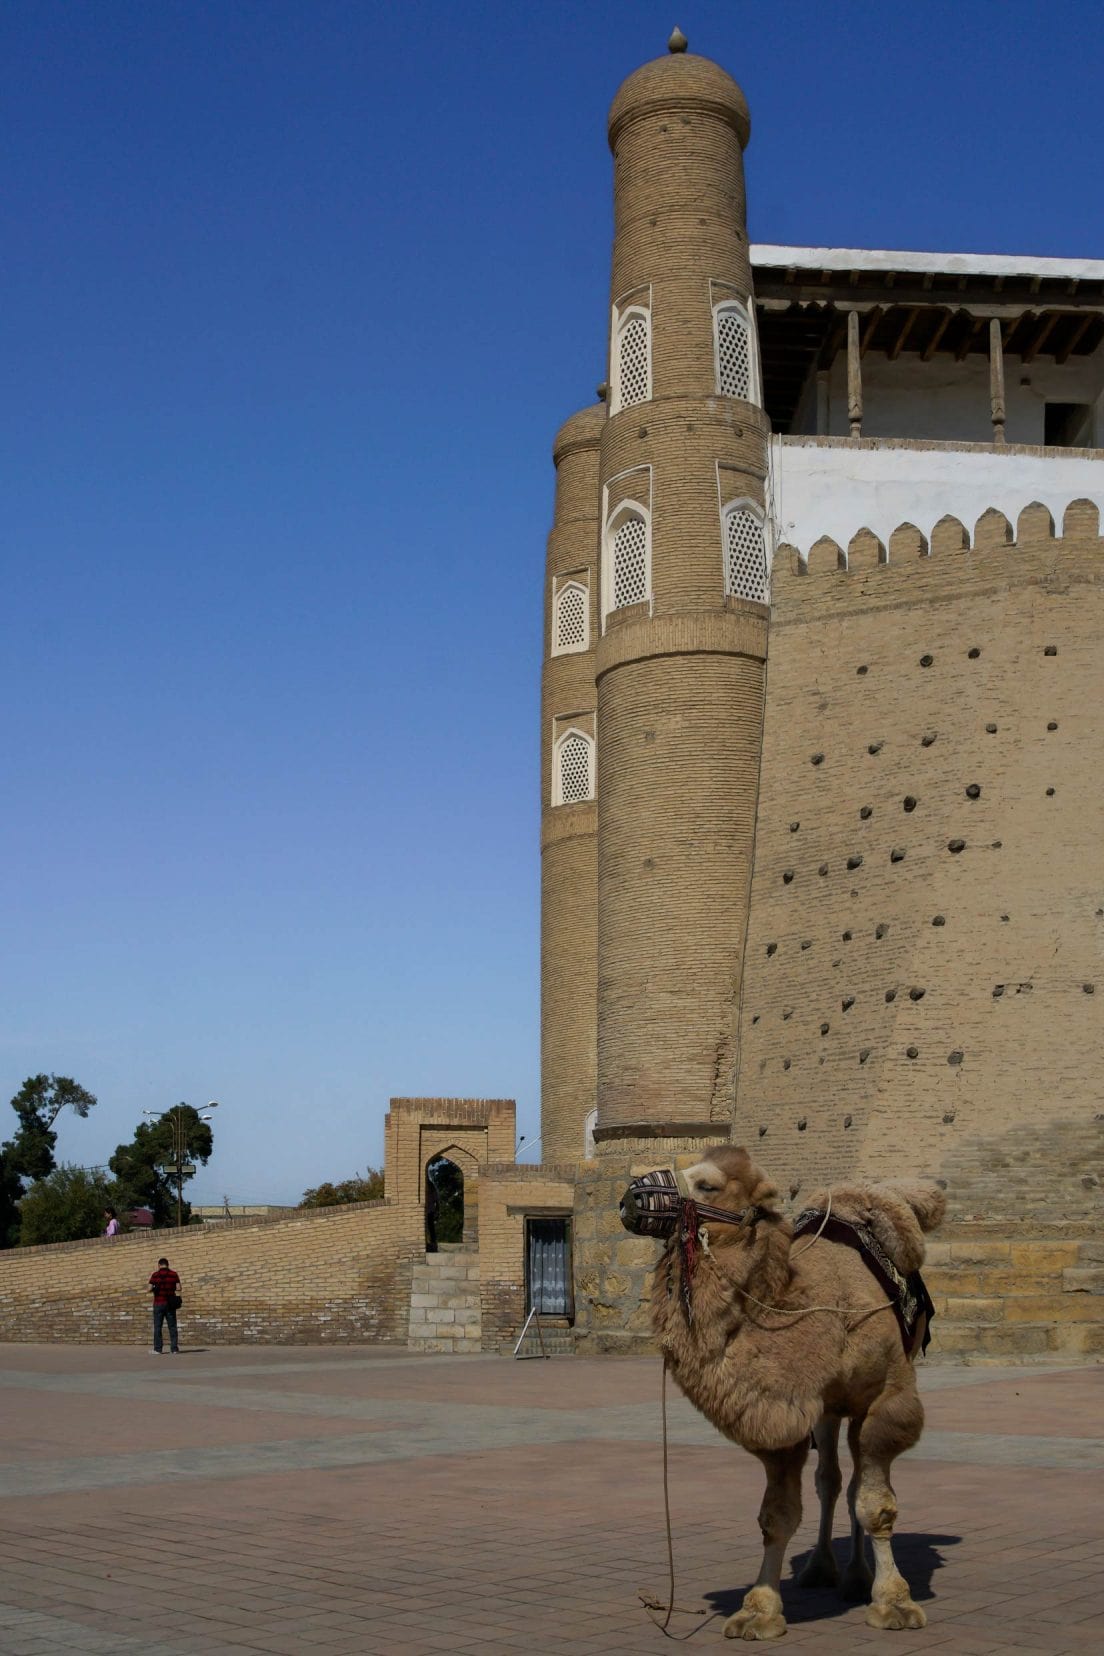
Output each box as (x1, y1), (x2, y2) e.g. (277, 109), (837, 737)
(620, 1145), (945, 1640)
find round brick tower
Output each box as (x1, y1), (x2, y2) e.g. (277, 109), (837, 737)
(540, 403), (604, 1163)
(594, 36), (770, 1144)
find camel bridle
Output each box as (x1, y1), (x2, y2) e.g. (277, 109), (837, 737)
(620, 1168), (767, 1328)
(619, 1166), (764, 1239)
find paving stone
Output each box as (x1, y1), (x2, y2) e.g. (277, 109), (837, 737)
(0, 1345), (1100, 1653)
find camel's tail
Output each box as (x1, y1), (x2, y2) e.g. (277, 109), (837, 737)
(875, 1180), (947, 1234)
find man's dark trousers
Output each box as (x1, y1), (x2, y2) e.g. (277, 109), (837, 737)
(153, 1305), (179, 1353)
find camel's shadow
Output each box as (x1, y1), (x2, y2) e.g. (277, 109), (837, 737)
(704, 1533), (960, 1624)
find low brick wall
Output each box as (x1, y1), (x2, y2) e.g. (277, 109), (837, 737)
(0, 1199), (423, 1345)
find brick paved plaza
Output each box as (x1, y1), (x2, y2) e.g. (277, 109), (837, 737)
(0, 1344), (1101, 1655)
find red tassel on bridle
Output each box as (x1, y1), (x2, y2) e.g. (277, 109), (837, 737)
(677, 1199), (700, 1325)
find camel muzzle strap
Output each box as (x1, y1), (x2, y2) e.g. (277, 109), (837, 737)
(619, 1167), (763, 1238)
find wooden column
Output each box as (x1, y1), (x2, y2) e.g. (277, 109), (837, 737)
(989, 318), (1006, 444)
(847, 310), (863, 437)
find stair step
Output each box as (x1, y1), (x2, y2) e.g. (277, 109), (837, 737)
(929, 1320), (1104, 1359)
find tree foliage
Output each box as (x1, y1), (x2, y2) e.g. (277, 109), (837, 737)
(18, 1164), (115, 1247)
(1, 1074), (98, 1247)
(109, 1105), (214, 1227)
(427, 1157), (464, 1244)
(299, 1169), (384, 1208)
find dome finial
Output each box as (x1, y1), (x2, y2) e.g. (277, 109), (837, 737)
(668, 26), (688, 53)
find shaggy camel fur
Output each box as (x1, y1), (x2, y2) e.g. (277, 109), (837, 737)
(650, 1146), (945, 1640)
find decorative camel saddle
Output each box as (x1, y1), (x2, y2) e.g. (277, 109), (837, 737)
(791, 1204), (936, 1354)
(620, 1166), (936, 1353)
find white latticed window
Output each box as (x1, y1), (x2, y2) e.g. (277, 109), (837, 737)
(715, 302), (758, 404)
(612, 512), (649, 609)
(553, 729), (594, 807)
(723, 502), (768, 602)
(611, 306), (651, 412)
(552, 581), (588, 655)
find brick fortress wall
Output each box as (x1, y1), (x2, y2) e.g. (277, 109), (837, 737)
(735, 499), (1104, 1218)
(0, 1098), (524, 1349)
(0, 1198), (422, 1345)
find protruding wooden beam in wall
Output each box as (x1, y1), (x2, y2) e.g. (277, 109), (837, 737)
(1022, 311), (1059, 364)
(859, 306), (882, 356)
(1056, 312), (1094, 365)
(989, 318), (1006, 445)
(921, 308), (953, 361)
(888, 306), (920, 361)
(847, 310), (863, 438)
(955, 315), (983, 362)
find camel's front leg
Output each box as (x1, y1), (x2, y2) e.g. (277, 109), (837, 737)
(855, 1388), (926, 1631)
(798, 1416), (842, 1589)
(724, 1441), (807, 1641)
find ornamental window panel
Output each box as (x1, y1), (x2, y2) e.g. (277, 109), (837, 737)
(526, 1216), (573, 1317)
(715, 301), (759, 404)
(612, 306), (651, 412)
(552, 580), (588, 655)
(612, 511), (649, 609)
(723, 502), (768, 603)
(553, 729), (595, 807)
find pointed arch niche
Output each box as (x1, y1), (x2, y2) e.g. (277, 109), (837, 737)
(609, 290), (652, 414)
(602, 477), (653, 625)
(711, 284), (762, 405)
(720, 496), (769, 603)
(551, 574), (590, 656)
(551, 724), (595, 807)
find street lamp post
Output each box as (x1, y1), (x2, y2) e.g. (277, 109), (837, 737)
(144, 1101), (219, 1227)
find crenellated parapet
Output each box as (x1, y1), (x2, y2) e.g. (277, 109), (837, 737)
(770, 497), (1103, 618)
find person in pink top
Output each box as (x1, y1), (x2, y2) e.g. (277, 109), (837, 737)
(103, 1208), (121, 1238)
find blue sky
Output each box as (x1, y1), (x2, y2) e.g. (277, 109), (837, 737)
(3, 0), (1101, 1205)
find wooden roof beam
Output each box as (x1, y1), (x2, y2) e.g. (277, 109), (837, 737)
(920, 308), (954, 361)
(859, 306), (883, 357)
(888, 307), (921, 361)
(1055, 312), (1095, 365)
(1022, 312), (1060, 363)
(752, 274), (1104, 311)
(955, 316), (984, 362)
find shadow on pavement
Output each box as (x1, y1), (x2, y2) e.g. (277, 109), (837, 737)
(704, 1533), (961, 1623)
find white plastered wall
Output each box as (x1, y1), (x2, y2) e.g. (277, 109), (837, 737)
(771, 439), (1104, 561)
(816, 347), (1104, 446)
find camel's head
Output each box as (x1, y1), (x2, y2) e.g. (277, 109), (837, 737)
(682, 1146), (780, 1226)
(620, 1145), (778, 1238)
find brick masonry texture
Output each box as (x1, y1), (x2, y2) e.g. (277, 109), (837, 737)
(739, 510), (1104, 1202)
(0, 1098), (516, 1351)
(478, 1164), (577, 1351)
(541, 405), (602, 1163)
(538, 44), (1104, 1360)
(594, 51), (768, 1136)
(0, 1198), (419, 1346)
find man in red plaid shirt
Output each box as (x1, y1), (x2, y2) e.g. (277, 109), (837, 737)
(148, 1256), (181, 1354)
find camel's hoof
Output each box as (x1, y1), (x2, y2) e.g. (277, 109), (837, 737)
(797, 1551), (840, 1590)
(841, 1561), (874, 1602)
(723, 1609), (788, 1641)
(865, 1599), (926, 1631)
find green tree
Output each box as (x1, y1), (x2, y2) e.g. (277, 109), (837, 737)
(427, 1157), (463, 1244)
(299, 1169), (384, 1207)
(1, 1074), (98, 1246)
(109, 1106), (214, 1227)
(18, 1164), (116, 1247)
